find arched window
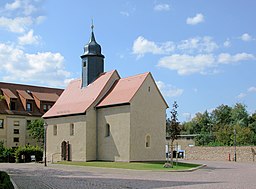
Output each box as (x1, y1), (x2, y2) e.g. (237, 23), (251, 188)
(145, 135), (151, 148)
(106, 124), (110, 137)
(70, 123), (74, 136)
(53, 125), (57, 136)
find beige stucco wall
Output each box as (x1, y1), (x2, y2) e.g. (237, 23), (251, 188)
(0, 114), (7, 146)
(45, 114), (88, 162)
(130, 75), (167, 161)
(97, 105), (131, 162)
(0, 114), (40, 148)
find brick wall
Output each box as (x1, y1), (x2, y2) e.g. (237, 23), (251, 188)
(183, 146), (256, 162)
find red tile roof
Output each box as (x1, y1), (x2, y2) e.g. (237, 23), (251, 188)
(43, 70), (119, 118)
(17, 90), (34, 100)
(1, 88), (18, 99)
(0, 82), (63, 116)
(97, 72), (149, 108)
(32, 92), (59, 102)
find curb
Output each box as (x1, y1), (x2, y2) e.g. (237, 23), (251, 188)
(10, 178), (19, 189)
(167, 164), (207, 172)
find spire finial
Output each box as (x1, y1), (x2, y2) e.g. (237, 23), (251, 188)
(91, 18), (94, 32)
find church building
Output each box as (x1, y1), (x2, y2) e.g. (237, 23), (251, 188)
(43, 25), (168, 162)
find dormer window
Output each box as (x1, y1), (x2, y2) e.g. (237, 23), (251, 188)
(10, 101), (16, 110)
(26, 102), (32, 112)
(43, 104), (47, 112)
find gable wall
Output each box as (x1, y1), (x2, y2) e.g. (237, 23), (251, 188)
(97, 105), (131, 162)
(130, 75), (167, 161)
(45, 114), (87, 162)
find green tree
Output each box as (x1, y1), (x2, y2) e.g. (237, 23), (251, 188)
(27, 119), (44, 144)
(166, 101), (181, 167)
(0, 95), (5, 101)
(231, 103), (249, 127)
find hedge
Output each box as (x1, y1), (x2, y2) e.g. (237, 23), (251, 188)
(0, 171), (14, 189)
(15, 145), (43, 163)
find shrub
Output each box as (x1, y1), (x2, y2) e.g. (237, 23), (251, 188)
(15, 145), (43, 163)
(0, 171), (14, 189)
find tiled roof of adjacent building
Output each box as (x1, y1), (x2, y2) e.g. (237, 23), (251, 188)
(0, 82), (63, 116)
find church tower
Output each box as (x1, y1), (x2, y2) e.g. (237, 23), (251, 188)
(81, 23), (105, 87)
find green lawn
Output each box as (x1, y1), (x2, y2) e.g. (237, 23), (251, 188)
(57, 161), (202, 171)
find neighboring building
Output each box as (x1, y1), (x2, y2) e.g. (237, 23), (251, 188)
(43, 25), (168, 162)
(0, 82), (63, 148)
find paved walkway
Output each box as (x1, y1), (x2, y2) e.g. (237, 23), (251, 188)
(1, 160), (256, 188)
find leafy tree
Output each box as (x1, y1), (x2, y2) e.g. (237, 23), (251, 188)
(231, 103), (249, 127)
(166, 101), (181, 167)
(27, 119), (44, 144)
(0, 95), (5, 101)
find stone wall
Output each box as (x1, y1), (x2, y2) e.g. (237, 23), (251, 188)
(183, 146), (256, 162)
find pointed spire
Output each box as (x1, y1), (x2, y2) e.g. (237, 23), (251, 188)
(90, 19), (96, 42)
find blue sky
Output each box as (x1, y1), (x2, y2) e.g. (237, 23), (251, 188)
(0, 0), (255, 121)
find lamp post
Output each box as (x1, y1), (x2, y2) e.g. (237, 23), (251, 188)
(44, 122), (48, 167)
(234, 129), (236, 162)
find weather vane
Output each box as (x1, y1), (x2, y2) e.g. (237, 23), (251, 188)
(91, 18), (94, 32)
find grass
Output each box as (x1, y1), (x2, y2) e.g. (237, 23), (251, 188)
(56, 161), (202, 171)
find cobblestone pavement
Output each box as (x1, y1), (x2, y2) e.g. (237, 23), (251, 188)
(1, 160), (256, 189)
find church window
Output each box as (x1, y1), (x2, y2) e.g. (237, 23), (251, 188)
(70, 123), (74, 136)
(106, 124), (110, 137)
(53, 125), (57, 136)
(148, 86), (151, 92)
(83, 60), (87, 67)
(145, 135), (151, 148)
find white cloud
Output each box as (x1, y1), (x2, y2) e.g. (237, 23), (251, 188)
(158, 53), (255, 75)
(241, 33), (254, 42)
(18, 29), (40, 45)
(120, 11), (129, 17)
(177, 36), (218, 53)
(248, 87), (256, 93)
(154, 4), (170, 11)
(186, 13), (204, 25)
(132, 36), (175, 57)
(5, 0), (21, 11)
(0, 43), (71, 87)
(158, 54), (215, 75)
(0, 16), (33, 33)
(237, 93), (247, 99)
(223, 39), (231, 47)
(218, 53), (255, 63)
(156, 81), (183, 97)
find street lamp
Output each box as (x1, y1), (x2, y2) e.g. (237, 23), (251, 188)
(234, 129), (236, 162)
(44, 122), (48, 166)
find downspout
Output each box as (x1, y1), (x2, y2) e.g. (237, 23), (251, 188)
(95, 108), (99, 160)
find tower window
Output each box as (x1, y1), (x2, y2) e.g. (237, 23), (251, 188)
(106, 124), (110, 137)
(83, 61), (87, 67)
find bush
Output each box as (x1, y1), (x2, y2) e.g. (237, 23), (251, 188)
(15, 145), (43, 163)
(0, 142), (15, 163)
(0, 171), (14, 189)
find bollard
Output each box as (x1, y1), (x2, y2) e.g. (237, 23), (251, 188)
(228, 153), (231, 161)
